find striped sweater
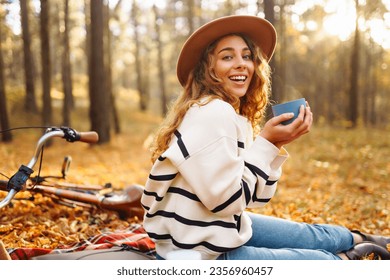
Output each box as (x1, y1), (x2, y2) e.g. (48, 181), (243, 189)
(141, 99), (288, 259)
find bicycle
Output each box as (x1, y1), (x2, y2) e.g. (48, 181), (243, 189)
(0, 126), (153, 260)
(0, 126), (144, 219)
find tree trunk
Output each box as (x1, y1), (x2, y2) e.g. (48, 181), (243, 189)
(40, 0), (52, 126)
(132, 0), (147, 111)
(278, 2), (288, 103)
(0, 20), (12, 142)
(84, 0), (91, 100)
(20, 0), (38, 113)
(263, 0), (278, 120)
(104, 1), (120, 134)
(348, 11), (360, 128)
(89, 0), (110, 143)
(153, 5), (167, 116)
(62, 0), (73, 127)
(187, 0), (195, 34)
(368, 44), (379, 127)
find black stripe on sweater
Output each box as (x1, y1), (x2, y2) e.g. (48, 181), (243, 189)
(158, 156), (166, 161)
(266, 179), (277, 186)
(234, 214), (241, 232)
(143, 187), (201, 203)
(141, 203), (150, 211)
(167, 187), (201, 202)
(244, 162), (269, 181)
(146, 232), (240, 253)
(146, 210), (237, 229)
(252, 184), (272, 203)
(241, 179), (251, 205)
(212, 180), (254, 212)
(149, 173), (177, 181)
(252, 197), (272, 203)
(174, 130), (190, 159)
(211, 188), (242, 213)
(143, 190), (164, 201)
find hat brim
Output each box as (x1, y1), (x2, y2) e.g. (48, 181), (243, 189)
(176, 15), (277, 87)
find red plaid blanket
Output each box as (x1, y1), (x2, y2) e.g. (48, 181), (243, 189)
(8, 224), (155, 260)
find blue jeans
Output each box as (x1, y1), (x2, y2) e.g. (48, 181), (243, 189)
(217, 212), (354, 260)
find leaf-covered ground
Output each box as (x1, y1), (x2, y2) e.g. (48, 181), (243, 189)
(1, 109), (389, 251)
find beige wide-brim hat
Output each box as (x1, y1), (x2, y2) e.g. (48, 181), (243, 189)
(176, 15), (277, 87)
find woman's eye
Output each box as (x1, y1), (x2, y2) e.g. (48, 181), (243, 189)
(222, 56), (233, 60)
(243, 54), (252, 60)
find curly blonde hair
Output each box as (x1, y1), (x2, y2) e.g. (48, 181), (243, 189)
(150, 33), (272, 162)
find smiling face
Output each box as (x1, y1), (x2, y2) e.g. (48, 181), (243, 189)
(212, 35), (255, 98)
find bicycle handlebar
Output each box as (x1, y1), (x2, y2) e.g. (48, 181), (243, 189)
(0, 189), (17, 209)
(77, 131), (99, 143)
(0, 127), (99, 209)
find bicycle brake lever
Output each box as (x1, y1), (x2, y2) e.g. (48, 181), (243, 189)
(7, 165), (34, 192)
(61, 156), (72, 178)
(60, 127), (81, 142)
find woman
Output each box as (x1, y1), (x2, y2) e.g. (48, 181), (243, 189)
(141, 15), (390, 260)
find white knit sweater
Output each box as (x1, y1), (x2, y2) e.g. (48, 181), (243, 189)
(141, 99), (288, 259)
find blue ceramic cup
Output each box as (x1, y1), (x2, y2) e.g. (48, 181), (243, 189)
(271, 98), (306, 125)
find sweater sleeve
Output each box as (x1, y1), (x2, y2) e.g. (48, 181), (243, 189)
(172, 100), (288, 216)
(245, 136), (288, 208)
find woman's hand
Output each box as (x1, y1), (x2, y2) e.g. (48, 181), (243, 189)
(260, 103), (313, 149)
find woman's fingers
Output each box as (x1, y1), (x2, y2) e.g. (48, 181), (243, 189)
(261, 103), (313, 148)
(271, 112), (295, 125)
(290, 105), (313, 136)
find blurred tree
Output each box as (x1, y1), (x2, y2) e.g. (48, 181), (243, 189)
(347, 0), (360, 128)
(262, 0), (278, 120)
(0, 13), (12, 142)
(85, 0), (91, 93)
(296, 4), (333, 123)
(62, 0), (73, 127)
(153, 4), (168, 116)
(187, 0), (195, 34)
(278, 0), (295, 102)
(89, 0), (110, 143)
(359, 0), (387, 127)
(51, 1), (61, 81)
(166, 0), (196, 97)
(20, 0), (38, 113)
(40, 0), (52, 127)
(104, 0), (120, 134)
(131, 0), (148, 111)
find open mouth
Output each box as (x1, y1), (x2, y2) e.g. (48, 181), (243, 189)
(229, 75), (247, 82)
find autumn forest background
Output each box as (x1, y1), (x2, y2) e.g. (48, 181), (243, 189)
(0, 0), (389, 252)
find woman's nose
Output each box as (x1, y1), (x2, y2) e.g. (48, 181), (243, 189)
(234, 57), (246, 69)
